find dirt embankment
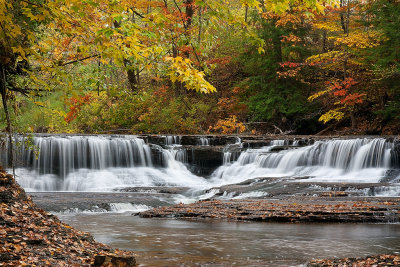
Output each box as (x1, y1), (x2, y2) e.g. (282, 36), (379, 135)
(0, 168), (136, 266)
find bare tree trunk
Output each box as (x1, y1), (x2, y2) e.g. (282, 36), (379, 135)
(340, 0), (347, 34)
(346, 0), (350, 36)
(184, 0), (194, 58)
(322, 2), (327, 53)
(198, 7), (202, 45)
(0, 63), (15, 175)
(126, 68), (139, 91)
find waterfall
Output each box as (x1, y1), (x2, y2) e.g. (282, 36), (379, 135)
(198, 137), (210, 146)
(223, 152), (232, 165)
(165, 136), (181, 145)
(170, 148), (187, 163)
(212, 138), (396, 184)
(7, 135), (209, 192)
(2, 135), (398, 193)
(15, 136), (152, 177)
(269, 140), (288, 146)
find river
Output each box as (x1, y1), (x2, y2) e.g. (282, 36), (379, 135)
(58, 212), (400, 266)
(2, 134), (400, 265)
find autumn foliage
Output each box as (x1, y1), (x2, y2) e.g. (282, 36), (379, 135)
(1, 0), (400, 135)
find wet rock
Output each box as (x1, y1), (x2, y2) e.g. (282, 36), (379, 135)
(186, 146), (224, 175)
(29, 192), (171, 213)
(118, 186), (190, 195)
(139, 197), (400, 223)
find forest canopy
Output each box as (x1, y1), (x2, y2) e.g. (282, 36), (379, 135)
(0, 0), (399, 135)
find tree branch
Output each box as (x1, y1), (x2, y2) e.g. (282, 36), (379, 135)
(58, 54), (100, 66)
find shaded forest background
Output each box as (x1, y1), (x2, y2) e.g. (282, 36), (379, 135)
(1, 0), (399, 135)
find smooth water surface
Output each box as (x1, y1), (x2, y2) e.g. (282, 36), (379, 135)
(59, 213), (400, 266)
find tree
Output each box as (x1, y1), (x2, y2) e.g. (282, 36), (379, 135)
(364, 0), (400, 130)
(305, 0), (385, 129)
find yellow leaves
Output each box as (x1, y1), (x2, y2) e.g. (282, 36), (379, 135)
(335, 30), (387, 49)
(306, 51), (344, 67)
(313, 21), (342, 32)
(257, 47), (265, 54)
(308, 88), (332, 102)
(315, 2), (325, 14)
(11, 46), (27, 61)
(165, 56), (216, 94)
(318, 108), (345, 124)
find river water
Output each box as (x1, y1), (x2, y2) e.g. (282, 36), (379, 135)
(4, 135), (400, 265)
(59, 212), (400, 266)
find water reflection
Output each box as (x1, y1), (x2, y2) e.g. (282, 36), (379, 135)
(59, 213), (400, 266)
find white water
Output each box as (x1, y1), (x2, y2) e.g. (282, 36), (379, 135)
(198, 137), (210, 146)
(212, 138), (394, 185)
(3, 136), (398, 196)
(53, 203), (152, 214)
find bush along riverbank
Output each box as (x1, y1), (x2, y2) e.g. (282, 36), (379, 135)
(0, 168), (136, 266)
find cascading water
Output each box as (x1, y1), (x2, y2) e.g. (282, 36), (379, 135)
(165, 136), (181, 145)
(198, 137), (210, 146)
(212, 138), (396, 185)
(14, 136), (153, 177)
(223, 152), (232, 165)
(2, 135), (399, 196)
(6, 135), (208, 192)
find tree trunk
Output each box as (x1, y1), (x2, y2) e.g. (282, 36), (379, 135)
(0, 63), (14, 174)
(184, 0), (194, 58)
(350, 110), (356, 130)
(126, 68), (139, 91)
(198, 7), (202, 45)
(340, 0), (347, 34)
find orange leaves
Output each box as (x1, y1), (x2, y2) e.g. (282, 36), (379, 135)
(206, 56), (232, 66)
(309, 77), (365, 123)
(64, 93), (92, 123)
(333, 89), (346, 97)
(328, 78), (364, 107)
(208, 115), (246, 134)
(277, 62), (302, 78)
(281, 34), (302, 44)
(340, 93), (366, 105)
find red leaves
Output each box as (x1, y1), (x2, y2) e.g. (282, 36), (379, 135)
(206, 56), (232, 66)
(279, 62), (301, 68)
(340, 93), (366, 105)
(64, 93), (92, 123)
(333, 89), (346, 97)
(326, 77), (364, 106)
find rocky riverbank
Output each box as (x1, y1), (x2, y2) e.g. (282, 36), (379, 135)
(308, 254), (400, 266)
(0, 168), (136, 266)
(139, 197), (400, 223)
